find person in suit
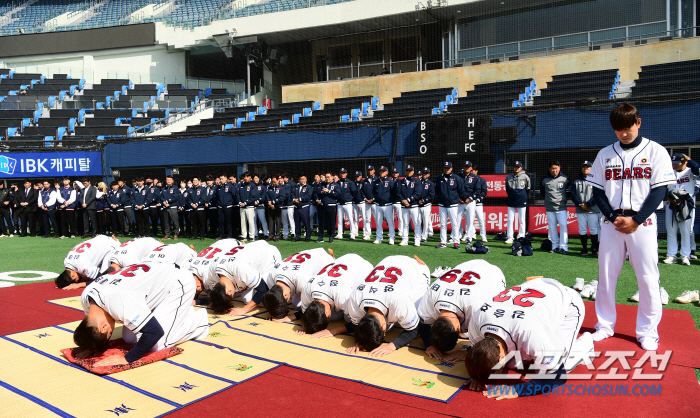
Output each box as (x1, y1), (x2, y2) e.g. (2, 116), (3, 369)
(38, 180), (60, 238)
(81, 177), (97, 238)
(292, 175), (313, 242)
(14, 180), (38, 237)
(266, 175), (286, 241)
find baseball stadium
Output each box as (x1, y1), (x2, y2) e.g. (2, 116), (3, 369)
(0, 0), (699, 416)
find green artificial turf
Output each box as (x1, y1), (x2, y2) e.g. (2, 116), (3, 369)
(1, 233), (698, 379)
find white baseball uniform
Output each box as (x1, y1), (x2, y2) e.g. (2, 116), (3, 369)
(215, 240), (282, 303)
(108, 237), (161, 268)
(586, 137), (675, 344)
(374, 203), (395, 243)
(143, 242), (197, 267)
(300, 254), (374, 322)
(346, 255), (430, 331)
(468, 278), (590, 372)
(187, 238), (244, 291)
(81, 262), (209, 351)
(418, 260), (506, 333)
(665, 166), (698, 258)
(64, 235), (119, 280)
(265, 248), (335, 309)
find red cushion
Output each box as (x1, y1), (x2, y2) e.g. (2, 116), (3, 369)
(61, 338), (183, 375)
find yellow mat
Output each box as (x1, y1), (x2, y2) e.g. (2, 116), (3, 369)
(206, 318), (469, 402)
(0, 321), (278, 418)
(45, 296), (84, 313)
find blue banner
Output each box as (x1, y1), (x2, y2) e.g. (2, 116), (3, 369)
(0, 151), (102, 178)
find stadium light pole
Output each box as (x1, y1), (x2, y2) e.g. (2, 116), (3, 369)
(247, 52), (252, 106)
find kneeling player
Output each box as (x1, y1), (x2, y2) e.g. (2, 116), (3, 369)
(417, 259), (506, 360)
(105, 237), (161, 272)
(143, 242), (197, 267)
(210, 240), (282, 315)
(56, 235), (120, 290)
(262, 248), (335, 321)
(465, 278), (593, 399)
(74, 262), (210, 366)
(187, 238), (245, 293)
(343, 255), (430, 357)
(297, 253), (373, 335)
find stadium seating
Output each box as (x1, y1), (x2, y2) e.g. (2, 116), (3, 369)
(447, 80), (532, 112)
(0, 0), (90, 36)
(298, 96), (374, 125)
(631, 59), (700, 97)
(534, 70), (619, 105)
(372, 89), (452, 119)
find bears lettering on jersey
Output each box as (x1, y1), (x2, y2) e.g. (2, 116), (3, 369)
(604, 167), (651, 180)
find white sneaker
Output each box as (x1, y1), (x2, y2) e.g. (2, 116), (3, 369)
(8, 234), (13, 237)
(481, 238), (488, 243)
(591, 330), (612, 342)
(681, 256), (690, 266)
(363, 236), (372, 241)
(675, 290), (700, 304)
(580, 280), (598, 298)
(505, 238), (514, 244)
(629, 290), (640, 302)
(446, 238), (454, 244)
(335, 234), (342, 239)
(573, 278), (585, 291)
(399, 241), (408, 246)
(349, 235), (355, 240)
(388, 240), (394, 245)
(414, 242), (420, 247)
(640, 338), (658, 351)
(690, 252), (698, 260)
(0, 234), (6, 238)
(431, 266), (443, 278)
(373, 240), (381, 245)
(660, 287), (669, 305)
(662, 256), (677, 264)
(590, 287), (597, 300)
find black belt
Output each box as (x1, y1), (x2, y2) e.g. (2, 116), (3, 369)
(614, 209), (638, 216)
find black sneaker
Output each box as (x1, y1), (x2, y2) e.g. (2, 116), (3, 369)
(315, 238), (324, 243)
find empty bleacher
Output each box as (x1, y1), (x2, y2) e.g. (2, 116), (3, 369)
(534, 70), (618, 105)
(373, 88), (452, 119)
(631, 59), (700, 98)
(448, 80), (532, 112)
(298, 96), (375, 125)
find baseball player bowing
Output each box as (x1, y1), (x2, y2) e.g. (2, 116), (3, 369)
(262, 248), (335, 321)
(56, 235), (120, 289)
(417, 260), (506, 360)
(587, 104), (676, 351)
(73, 262), (209, 367)
(105, 237), (161, 272)
(344, 255), (430, 357)
(209, 240), (282, 315)
(465, 278), (593, 399)
(143, 242), (197, 267)
(296, 253), (374, 335)
(187, 238), (245, 293)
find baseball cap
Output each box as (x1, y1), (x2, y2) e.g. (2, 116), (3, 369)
(463, 160), (472, 167)
(392, 167), (399, 173)
(443, 161), (453, 168)
(513, 161), (522, 168)
(339, 168), (347, 173)
(671, 153), (686, 163)
(581, 160), (593, 167)
(417, 170), (422, 175)
(355, 171), (362, 177)
(379, 166), (388, 172)
(406, 165), (414, 172)
(367, 165), (375, 170)
(423, 167), (430, 173)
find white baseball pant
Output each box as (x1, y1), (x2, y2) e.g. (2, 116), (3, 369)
(691, 208), (696, 251)
(547, 210), (568, 251)
(285, 207), (296, 237)
(401, 206), (421, 244)
(577, 211), (600, 235)
(457, 202), (467, 236)
(420, 204), (433, 238)
(596, 214), (662, 343)
(352, 202), (364, 238)
(439, 205), (460, 244)
(336, 203), (354, 237)
(393, 203), (403, 235)
(374, 204), (395, 242)
(122, 270), (209, 350)
(281, 207), (290, 238)
(506, 207), (526, 239)
(558, 287), (592, 371)
(255, 207), (268, 237)
(463, 201), (476, 238)
(362, 202), (375, 238)
(665, 205), (692, 258)
(474, 204), (486, 240)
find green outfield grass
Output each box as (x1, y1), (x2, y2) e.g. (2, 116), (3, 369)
(1, 233), (698, 379)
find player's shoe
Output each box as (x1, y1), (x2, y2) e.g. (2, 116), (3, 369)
(414, 242), (421, 247)
(436, 243), (447, 249)
(421, 238), (427, 242)
(399, 241), (408, 246)
(373, 240), (381, 245)
(662, 256), (677, 264)
(690, 251), (698, 260)
(560, 250), (570, 255)
(388, 239), (394, 245)
(453, 242), (460, 250)
(505, 238), (514, 244)
(481, 238), (488, 243)
(580, 280), (598, 298)
(8, 234), (13, 237)
(0, 234), (5, 238)
(573, 278), (585, 291)
(590, 287), (597, 300)
(660, 287), (669, 305)
(629, 290), (640, 302)
(363, 236), (372, 241)
(640, 337), (658, 351)
(335, 234), (342, 239)
(349, 235), (355, 240)
(431, 266), (443, 277)
(550, 248), (560, 254)
(675, 290), (700, 304)
(446, 238), (454, 244)
(580, 249), (588, 256)
(681, 256), (691, 266)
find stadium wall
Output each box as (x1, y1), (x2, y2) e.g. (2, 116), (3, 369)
(282, 37), (700, 104)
